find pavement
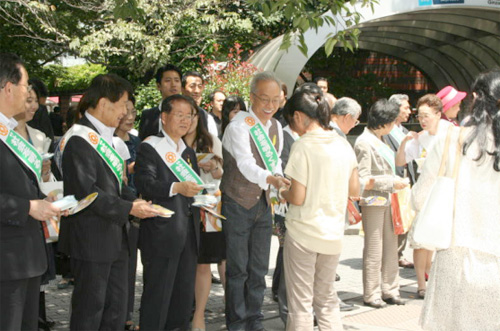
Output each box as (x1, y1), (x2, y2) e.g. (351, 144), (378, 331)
(46, 225), (424, 330)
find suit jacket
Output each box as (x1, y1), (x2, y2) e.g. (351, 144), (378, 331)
(134, 136), (201, 259)
(0, 141), (47, 281)
(139, 105), (213, 141)
(138, 106), (161, 141)
(383, 126), (417, 185)
(59, 116), (135, 262)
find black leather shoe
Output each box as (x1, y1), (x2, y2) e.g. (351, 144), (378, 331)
(339, 300), (359, 312)
(383, 296), (406, 305)
(363, 299), (387, 309)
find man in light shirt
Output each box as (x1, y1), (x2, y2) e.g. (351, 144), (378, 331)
(221, 71), (290, 331)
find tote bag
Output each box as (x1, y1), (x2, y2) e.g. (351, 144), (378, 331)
(412, 127), (463, 251)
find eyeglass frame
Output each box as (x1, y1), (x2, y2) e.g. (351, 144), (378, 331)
(251, 92), (281, 106)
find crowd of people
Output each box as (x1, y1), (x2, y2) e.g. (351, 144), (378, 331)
(1, 51), (499, 331)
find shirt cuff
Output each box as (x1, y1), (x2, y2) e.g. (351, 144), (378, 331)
(169, 183), (178, 197)
(258, 170), (272, 190)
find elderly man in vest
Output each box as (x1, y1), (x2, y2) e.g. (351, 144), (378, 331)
(221, 71), (290, 331)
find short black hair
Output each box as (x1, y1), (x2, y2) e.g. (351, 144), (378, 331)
(313, 76), (328, 85)
(160, 94), (197, 114)
(208, 89), (226, 102)
(155, 64), (182, 84)
(283, 90), (331, 130)
(0, 53), (24, 88)
(28, 78), (48, 98)
(295, 82), (323, 95)
(78, 74), (133, 113)
(367, 99), (400, 130)
(182, 71), (204, 88)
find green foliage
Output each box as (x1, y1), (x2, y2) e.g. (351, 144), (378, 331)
(134, 79), (162, 120)
(248, 0), (379, 57)
(35, 63), (107, 92)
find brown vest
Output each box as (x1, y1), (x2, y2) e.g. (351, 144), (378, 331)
(221, 118), (280, 210)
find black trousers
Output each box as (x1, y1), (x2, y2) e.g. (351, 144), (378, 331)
(0, 276), (41, 331)
(69, 246), (128, 331)
(139, 219), (198, 331)
(127, 225), (140, 321)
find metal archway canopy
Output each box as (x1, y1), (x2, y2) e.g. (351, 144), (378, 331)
(249, 0), (500, 94)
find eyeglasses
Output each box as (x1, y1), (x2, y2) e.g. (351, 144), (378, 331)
(0, 82), (32, 92)
(172, 112), (195, 121)
(252, 93), (280, 106)
(16, 83), (32, 92)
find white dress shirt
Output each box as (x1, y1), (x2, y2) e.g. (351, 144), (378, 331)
(222, 108), (283, 190)
(0, 112), (18, 130)
(84, 112), (130, 160)
(160, 128), (187, 197)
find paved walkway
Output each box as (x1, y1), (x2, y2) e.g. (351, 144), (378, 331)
(46, 231), (423, 330)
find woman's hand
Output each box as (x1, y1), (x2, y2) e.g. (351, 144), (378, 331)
(393, 177), (409, 190)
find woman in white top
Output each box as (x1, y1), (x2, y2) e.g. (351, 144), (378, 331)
(395, 94), (453, 299)
(279, 90), (360, 330)
(414, 69), (500, 330)
(14, 83), (53, 182)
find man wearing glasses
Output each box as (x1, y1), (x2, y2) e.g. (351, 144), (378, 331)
(221, 72), (290, 331)
(134, 94), (202, 330)
(0, 53), (61, 330)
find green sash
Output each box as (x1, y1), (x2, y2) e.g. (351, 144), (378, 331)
(0, 123), (42, 182)
(361, 128), (396, 174)
(389, 126), (406, 146)
(144, 136), (203, 185)
(60, 124), (124, 190)
(243, 115), (279, 173)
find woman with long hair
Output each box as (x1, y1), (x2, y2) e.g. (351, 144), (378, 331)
(183, 103), (225, 331)
(415, 69), (500, 330)
(221, 95), (246, 135)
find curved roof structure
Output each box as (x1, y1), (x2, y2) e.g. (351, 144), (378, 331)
(249, 1), (500, 93)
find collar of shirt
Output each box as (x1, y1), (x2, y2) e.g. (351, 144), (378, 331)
(249, 108), (272, 131)
(85, 112), (116, 146)
(161, 128), (186, 154)
(0, 111), (18, 130)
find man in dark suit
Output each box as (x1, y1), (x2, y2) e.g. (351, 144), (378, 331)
(385, 94), (416, 269)
(0, 53), (62, 330)
(134, 95), (202, 330)
(138, 64), (182, 140)
(182, 71), (219, 137)
(60, 74), (158, 330)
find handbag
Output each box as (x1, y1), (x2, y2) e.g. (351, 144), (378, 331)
(412, 127), (464, 250)
(391, 186), (415, 235)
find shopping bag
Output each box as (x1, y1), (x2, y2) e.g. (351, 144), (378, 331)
(391, 193), (405, 235)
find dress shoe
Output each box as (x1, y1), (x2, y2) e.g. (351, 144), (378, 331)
(339, 300), (359, 312)
(383, 296), (406, 305)
(335, 273), (340, 281)
(398, 258), (414, 268)
(363, 299), (387, 309)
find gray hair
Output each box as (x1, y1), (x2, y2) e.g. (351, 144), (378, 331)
(331, 97), (361, 117)
(389, 94), (409, 107)
(250, 71), (282, 94)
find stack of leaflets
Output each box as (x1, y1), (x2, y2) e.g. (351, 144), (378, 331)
(52, 192), (98, 215)
(152, 204), (175, 218)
